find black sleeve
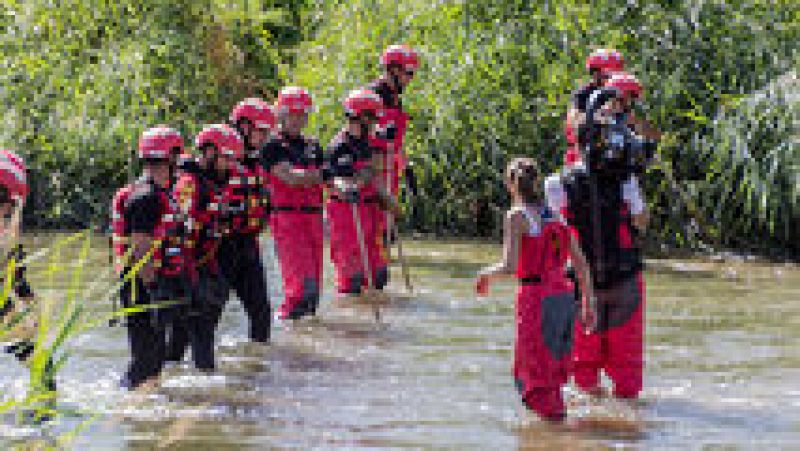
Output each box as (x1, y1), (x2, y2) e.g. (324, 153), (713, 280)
(369, 79), (397, 109)
(126, 191), (162, 233)
(306, 138), (325, 168)
(325, 140), (357, 178)
(260, 139), (288, 172)
(571, 85), (595, 112)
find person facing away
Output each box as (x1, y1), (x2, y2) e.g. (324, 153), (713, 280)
(476, 157), (596, 422)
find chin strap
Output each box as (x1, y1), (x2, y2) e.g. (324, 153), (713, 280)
(390, 73), (403, 97)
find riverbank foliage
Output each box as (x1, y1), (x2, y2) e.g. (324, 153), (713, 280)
(1, 0), (797, 256)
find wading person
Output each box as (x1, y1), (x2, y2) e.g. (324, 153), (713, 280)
(208, 99), (275, 343)
(476, 157), (595, 422)
(369, 44), (420, 259)
(261, 87), (326, 321)
(111, 127), (188, 389)
(0, 150), (57, 402)
(166, 125), (241, 370)
(564, 49), (625, 167)
(546, 73), (658, 400)
(326, 89), (399, 298)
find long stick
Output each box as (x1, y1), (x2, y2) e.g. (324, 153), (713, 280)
(351, 201), (380, 322)
(384, 139), (414, 291)
(385, 141), (394, 257)
(393, 221), (413, 293)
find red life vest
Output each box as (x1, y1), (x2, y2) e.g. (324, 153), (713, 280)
(173, 170), (223, 273)
(241, 162), (270, 234)
(369, 77), (410, 184)
(516, 207), (571, 284)
(267, 135), (324, 213)
(218, 163), (249, 233)
(152, 190), (186, 278)
(111, 179), (187, 278)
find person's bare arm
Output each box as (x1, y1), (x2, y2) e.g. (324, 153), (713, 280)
(623, 175), (650, 231)
(568, 233), (597, 332)
(477, 210), (523, 283)
(627, 111), (661, 140)
(631, 209), (649, 231)
(567, 107), (586, 131)
(367, 152), (401, 215)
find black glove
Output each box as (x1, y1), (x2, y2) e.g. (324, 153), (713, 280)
(404, 164), (418, 197)
(321, 166), (334, 182)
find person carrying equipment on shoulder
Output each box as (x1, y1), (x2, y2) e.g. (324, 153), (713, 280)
(546, 73), (658, 400)
(326, 88), (400, 298)
(476, 157), (595, 422)
(564, 48), (625, 167)
(111, 126), (189, 390)
(260, 87), (326, 321)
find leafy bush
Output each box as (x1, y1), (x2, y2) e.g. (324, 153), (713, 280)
(1, 0), (305, 228)
(0, 0), (796, 254)
(294, 0), (798, 254)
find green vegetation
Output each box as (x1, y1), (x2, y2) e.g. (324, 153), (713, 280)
(1, 0), (797, 255)
(1, 0), (306, 228)
(294, 0), (798, 256)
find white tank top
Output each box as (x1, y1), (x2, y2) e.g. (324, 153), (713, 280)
(510, 205), (542, 236)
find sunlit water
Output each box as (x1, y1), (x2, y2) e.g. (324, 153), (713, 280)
(1, 234), (798, 448)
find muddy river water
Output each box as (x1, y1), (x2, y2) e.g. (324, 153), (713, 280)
(1, 234), (798, 448)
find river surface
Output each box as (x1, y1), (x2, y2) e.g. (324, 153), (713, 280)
(1, 233), (798, 449)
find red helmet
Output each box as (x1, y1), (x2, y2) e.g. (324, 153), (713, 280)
(343, 89), (384, 118)
(0, 150), (28, 199)
(585, 48), (625, 73)
(380, 44), (419, 71)
(195, 124), (244, 160)
(275, 86), (313, 115)
(230, 97), (275, 131)
(605, 72), (642, 99)
(138, 126), (184, 160)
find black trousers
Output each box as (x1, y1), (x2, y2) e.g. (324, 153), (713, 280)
(165, 270), (228, 370)
(217, 234), (271, 342)
(120, 276), (166, 389)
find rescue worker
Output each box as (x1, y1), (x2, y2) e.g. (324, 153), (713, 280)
(326, 89), (400, 297)
(166, 126), (239, 370)
(602, 72), (662, 141)
(260, 87), (326, 320)
(546, 73), (656, 400)
(209, 99), (274, 343)
(0, 150), (57, 397)
(476, 157), (595, 422)
(564, 48), (625, 166)
(369, 44), (420, 258)
(369, 44), (419, 198)
(111, 127), (188, 389)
